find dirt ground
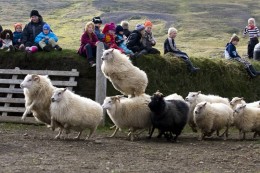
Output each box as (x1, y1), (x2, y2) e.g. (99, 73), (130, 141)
(0, 123), (259, 173)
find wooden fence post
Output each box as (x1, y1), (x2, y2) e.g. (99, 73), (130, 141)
(95, 42), (107, 125)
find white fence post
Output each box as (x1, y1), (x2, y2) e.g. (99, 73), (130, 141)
(95, 42), (107, 125)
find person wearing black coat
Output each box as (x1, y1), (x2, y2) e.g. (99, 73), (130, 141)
(19, 10), (46, 49)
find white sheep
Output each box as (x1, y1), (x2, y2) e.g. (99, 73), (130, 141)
(185, 91), (230, 132)
(50, 88), (103, 140)
(101, 48), (148, 97)
(230, 97), (260, 110)
(165, 93), (185, 101)
(193, 102), (233, 140)
(233, 104), (260, 140)
(20, 74), (55, 125)
(102, 94), (152, 141)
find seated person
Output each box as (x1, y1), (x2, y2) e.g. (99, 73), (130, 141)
(13, 23), (23, 49)
(35, 23), (62, 52)
(225, 34), (260, 78)
(115, 25), (134, 57)
(164, 27), (199, 73)
(120, 21), (131, 38)
(142, 20), (160, 54)
(78, 21), (99, 67)
(92, 16), (105, 42)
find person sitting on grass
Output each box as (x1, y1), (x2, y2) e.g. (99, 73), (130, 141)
(164, 27), (199, 73)
(78, 21), (99, 67)
(13, 23), (23, 50)
(120, 21), (131, 38)
(115, 25), (134, 57)
(92, 16), (105, 42)
(225, 34), (260, 78)
(35, 23), (62, 52)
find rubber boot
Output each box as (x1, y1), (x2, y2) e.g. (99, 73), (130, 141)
(184, 59), (200, 73)
(248, 65), (260, 75)
(245, 67), (256, 78)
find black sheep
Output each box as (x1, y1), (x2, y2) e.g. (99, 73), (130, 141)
(148, 91), (189, 142)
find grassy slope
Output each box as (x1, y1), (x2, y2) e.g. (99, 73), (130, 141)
(1, 0), (260, 56)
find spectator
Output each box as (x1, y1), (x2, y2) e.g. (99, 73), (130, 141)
(126, 24), (147, 58)
(121, 21), (131, 38)
(102, 22), (123, 51)
(115, 25), (134, 57)
(35, 23), (62, 52)
(0, 24), (3, 47)
(92, 16), (105, 42)
(243, 18), (260, 59)
(225, 34), (260, 78)
(19, 10), (46, 50)
(142, 20), (160, 54)
(13, 23), (23, 49)
(78, 21), (99, 67)
(164, 27), (199, 73)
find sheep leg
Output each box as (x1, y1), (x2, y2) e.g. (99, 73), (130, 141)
(242, 132), (246, 140)
(74, 131), (82, 140)
(198, 130), (205, 141)
(21, 102), (35, 121)
(87, 127), (96, 140)
(129, 128), (135, 141)
(109, 125), (117, 130)
(147, 126), (155, 139)
(110, 127), (119, 137)
(253, 132), (259, 138)
(55, 128), (63, 139)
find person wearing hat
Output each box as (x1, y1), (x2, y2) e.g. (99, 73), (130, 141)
(126, 24), (147, 58)
(115, 25), (134, 56)
(19, 10), (46, 50)
(35, 23), (62, 52)
(102, 22), (123, 51)
(142, 20), (160, 55)
(92, 16), (105, 41)
(13, 23), (23, 49)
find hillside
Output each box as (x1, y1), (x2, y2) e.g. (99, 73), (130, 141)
(1, 0), (260, 57)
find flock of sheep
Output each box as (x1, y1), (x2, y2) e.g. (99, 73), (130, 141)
(20, 48), (260, 142)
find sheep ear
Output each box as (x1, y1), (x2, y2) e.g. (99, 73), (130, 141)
(203, 102), (207, 107)
(241, 104), (246, 108)
(197, 91), (201, 95)
(32, 74), (40, 82)
(63, 88), (67, 92)
(111, 48), (114, 52)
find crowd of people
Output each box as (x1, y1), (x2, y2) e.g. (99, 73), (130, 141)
(0, 10), (259, 76)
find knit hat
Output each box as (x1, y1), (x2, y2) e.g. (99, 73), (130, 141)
(144, 20), (153, 27)
(135, 24), (145, 31)
(116, 25), (123, 34)
(92, 17), (102, 24)
(14, 23), (22, 29)
(108, 23), (116, 31)
(30, 10), (41, 17)
(43, 23), (51, 30)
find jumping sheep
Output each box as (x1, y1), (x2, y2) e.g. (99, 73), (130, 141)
(101, 48), (148, 97)
(148, 91), (189, 142)
(102, 94), (152, 141)
(20, 74), (55, 125)
(230, 97), (260, 110)
(50, 88), (103, 140)
(193, 102), (233, 140)
(185, 91), (230, 133)
(233, 104), (260, 140)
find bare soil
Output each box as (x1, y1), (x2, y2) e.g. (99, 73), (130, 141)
(0, 123), (259, 173)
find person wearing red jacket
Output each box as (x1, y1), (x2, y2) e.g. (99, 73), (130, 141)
(78, 22), (99, 67)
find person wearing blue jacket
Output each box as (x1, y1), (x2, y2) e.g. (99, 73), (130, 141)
(35, 23), (62, 52)
(225, 34), (260, 78)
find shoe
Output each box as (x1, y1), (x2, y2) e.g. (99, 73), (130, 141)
(190, 67), (200, 73)
(43, 45), (51, 52)
(89, 61), (96, 67)
(54, 45), (62, 51)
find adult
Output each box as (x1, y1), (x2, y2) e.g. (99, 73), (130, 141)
(19, 10), (46, 50)
(126, 24), (146, 58)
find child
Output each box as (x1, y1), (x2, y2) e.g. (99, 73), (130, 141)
(78, 21), (99, 67)
(34, 23), (62, 52)
(225, 34), (260, 78)
(13, 23), (23, 49)
(164, 27), (199, 73)
(121, 21), (131, 38)
(102, 22), (123, 51)
(243, 18), (260, 58)
(142, 20), (160, 54)
(115, 25), (134, 56)
(92, 16), (105, 41)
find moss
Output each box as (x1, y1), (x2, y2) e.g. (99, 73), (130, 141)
(0, 50), (259, 101)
